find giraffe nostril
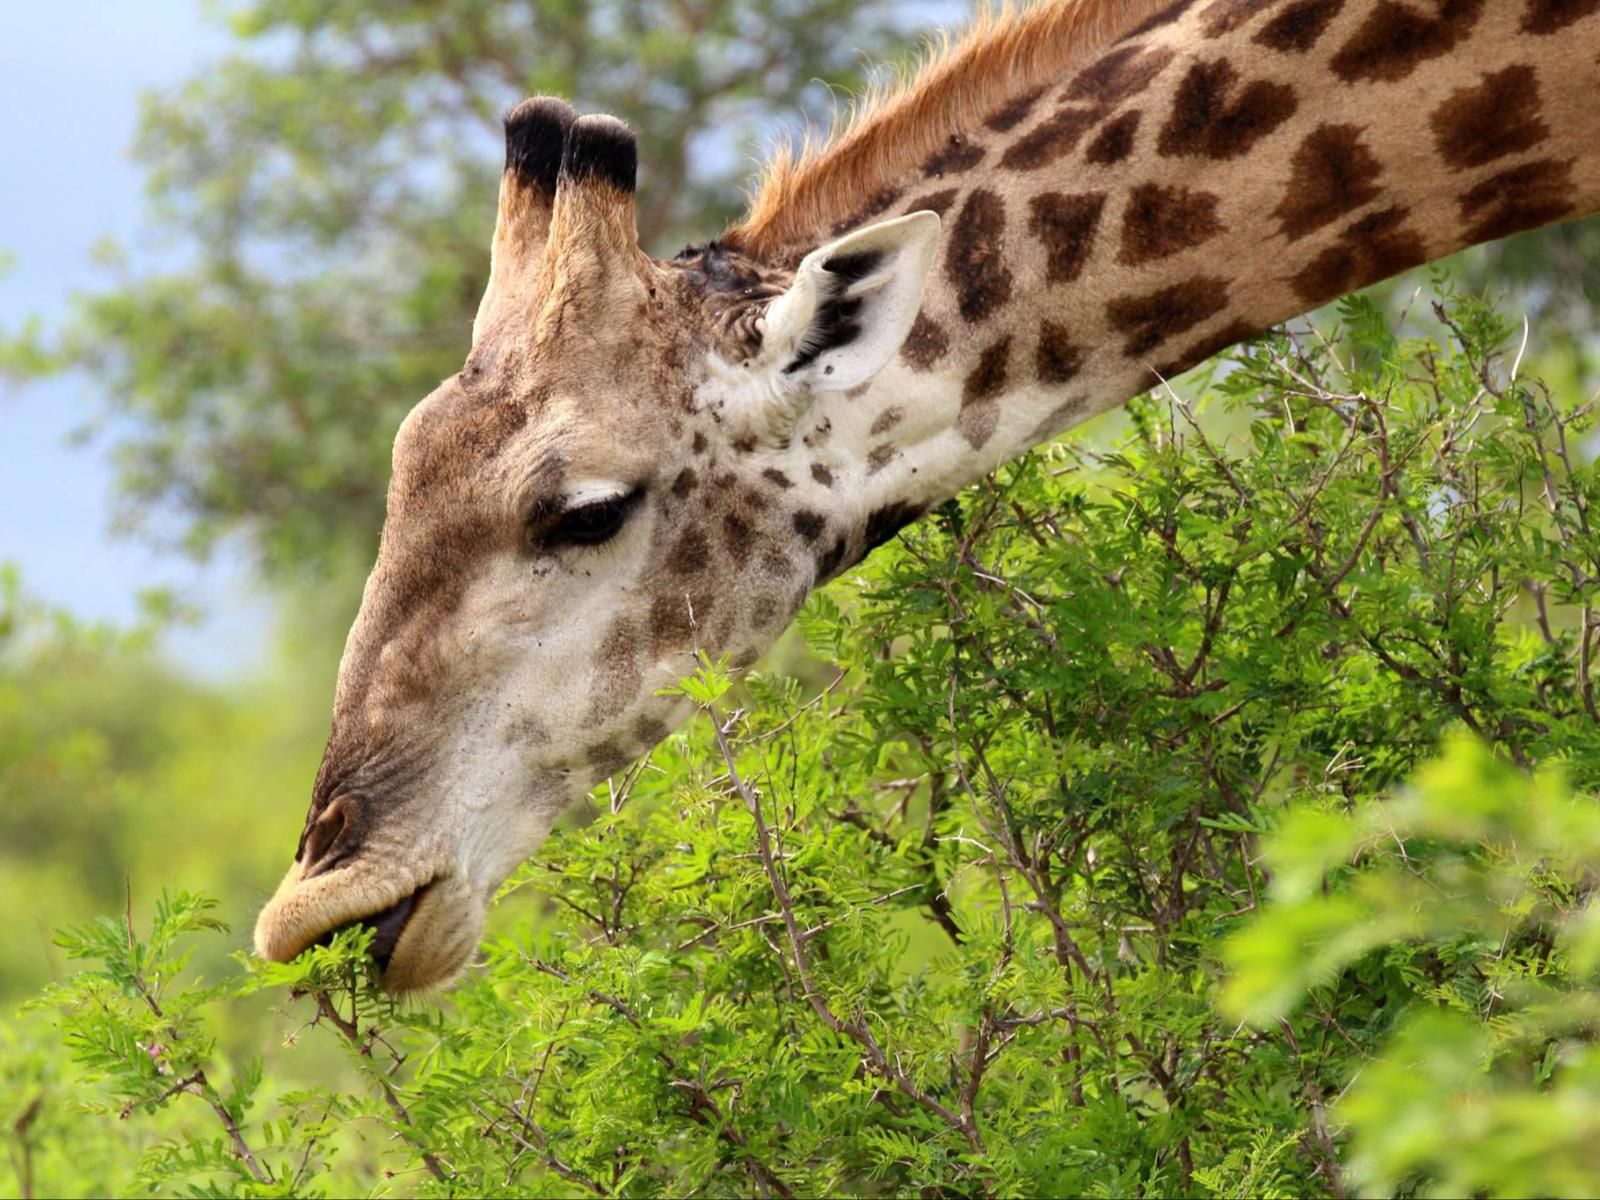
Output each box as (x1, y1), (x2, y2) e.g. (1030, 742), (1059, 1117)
(300, 794), (362, 878)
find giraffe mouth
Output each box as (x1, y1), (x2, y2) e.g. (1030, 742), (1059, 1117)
(359, 885), (425, 972)
(316, 880), (431, 974)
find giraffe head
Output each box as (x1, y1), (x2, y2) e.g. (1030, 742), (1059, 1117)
(253, 98), (940, 991)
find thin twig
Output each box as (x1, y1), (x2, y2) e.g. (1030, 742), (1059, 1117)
(312, 993), (450, 1183)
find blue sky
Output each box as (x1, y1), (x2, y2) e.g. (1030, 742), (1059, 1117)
(0, 3), (270, 676)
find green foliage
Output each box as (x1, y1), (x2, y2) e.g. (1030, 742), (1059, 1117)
(1224, 735), (1600, 1198)
(0, 565), (335, 1007)
(11, 287), (1600, 1197)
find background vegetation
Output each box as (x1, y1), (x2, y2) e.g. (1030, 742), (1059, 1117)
(4, 2), (1600, 1196)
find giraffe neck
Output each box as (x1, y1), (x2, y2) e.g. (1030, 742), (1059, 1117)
(762, 0), (1600, 535)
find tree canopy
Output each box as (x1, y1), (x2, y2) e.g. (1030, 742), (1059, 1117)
(4, 2), (1600, 1196)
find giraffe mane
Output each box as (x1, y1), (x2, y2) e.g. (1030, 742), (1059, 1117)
(724, 0), (1174, 261)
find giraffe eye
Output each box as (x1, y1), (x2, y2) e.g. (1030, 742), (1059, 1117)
(547, 490), (641, 548)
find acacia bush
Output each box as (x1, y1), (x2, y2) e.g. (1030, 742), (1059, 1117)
(11, 287), (1600, 1197)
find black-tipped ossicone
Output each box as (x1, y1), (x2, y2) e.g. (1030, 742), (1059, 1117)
(504, 97), (577, 196)
(559, 114), (638, 194)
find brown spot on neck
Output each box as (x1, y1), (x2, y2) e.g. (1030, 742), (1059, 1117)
(1107, 276), (1231, 357)
(945, 189), (1014, 322)
(958, 336), (1012, 449)
(1521, 0), (1600, 33)
(1289, 205), (1427, 302)
(1028, 192), (1108, 285)
(901, 312), (951, 371)
(1329, 0), (1486, 83)
(1085, 110), (1143, 165)
(1272, 123), (1383, 241)
(986, 89), (1043, 132)
(1061, 43), (1175, 107)
(1117, 182), (1223, 265)
(1036, 321), (1084, 385)
(1001, 106), (1105, 171)
(1457, 158), (1577, 242)
(1158, 58), (1298, 160)
(1199, 0), (1282, 38)
(923, 137), (986, 178)
(1430, 65), (1550, 171)
(1254, 0), (1345, 51)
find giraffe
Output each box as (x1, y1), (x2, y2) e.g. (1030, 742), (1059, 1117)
(255, 0), (1600, 992)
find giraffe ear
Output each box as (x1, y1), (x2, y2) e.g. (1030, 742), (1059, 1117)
(761, 211), (941, 393)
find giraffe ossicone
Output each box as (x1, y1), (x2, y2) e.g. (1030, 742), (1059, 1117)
(256, 0), (1600, 992)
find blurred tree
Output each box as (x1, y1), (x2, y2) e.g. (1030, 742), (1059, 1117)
(5, 0), (924, 583)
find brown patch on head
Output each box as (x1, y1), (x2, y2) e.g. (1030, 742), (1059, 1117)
(671, 467), (699, 497)
(792, 510), (827, 542)
(1086, 110), (1142, 165)
(923, 137), (986, 178)
(1001, 106), (1104, 171)
(1036, 321), (1085, 385)
(866, 443), (898, 474)
(1107, 276), (1231, 358)
(1158, 59), (1298, 160)
(691, 431), (708, 455)
(722, 512), (755, 557)
(1289, 205), (1428, 303)
(633, 716), (669, 748)
(1117, 182), (1223, 266)
(1273, 124), (1383, 241)
(650, 588), (714, 657)
(1431, 66), (1549, 171)
(1200, 0), (1282, 38)
(667, 527), (711, 575)
(1522, 0), (1600, 32)
(959, 336), (1011, 450)
(986, 88), (1043, 132)
(585, 618), (642, 723)
(761, 467), (793, 489)
(759, 549), (794, 579)
(809, 463), (834, 487)
(1457, 158), (1577, 243)
(587, 740), (631, 778)
(1062, 44), (1176, 107)
(901, 311), (951, 371)
(1254, 0), (1345, 51)
(749, 592), (782, 629)
(946, 189), (1014, 323)
(504, 712), (551, 748)
(1028, 192), (1108, 285)
(870, 406), (905, 436)
(1330, 0), (1485, 83)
